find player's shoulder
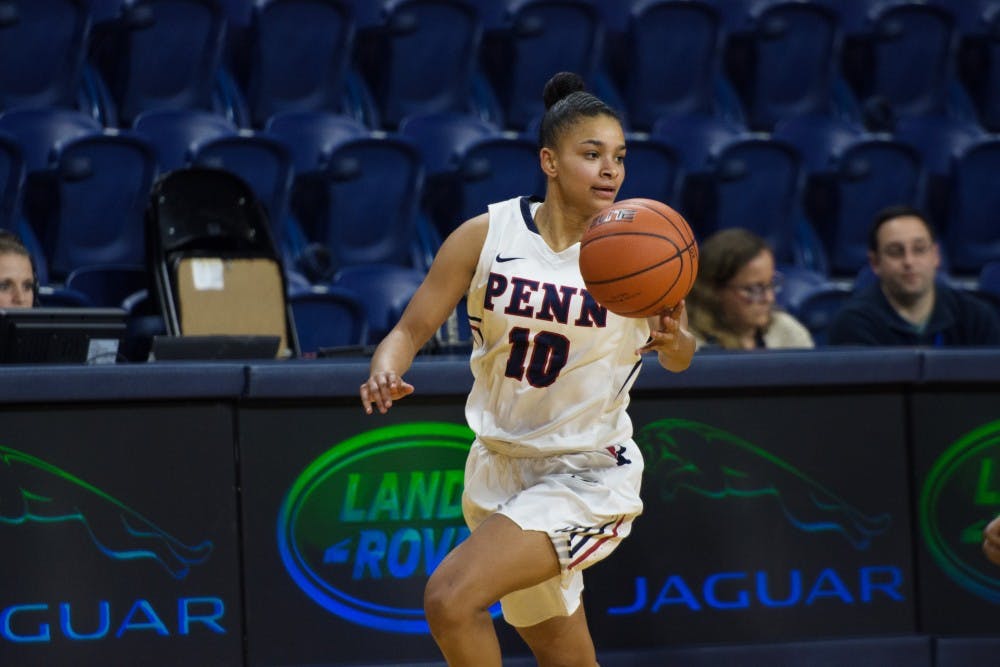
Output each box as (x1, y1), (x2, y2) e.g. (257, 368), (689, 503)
(443, 212), (489, 257)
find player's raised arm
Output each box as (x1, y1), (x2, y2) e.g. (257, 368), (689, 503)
(360, 214), (489, 414)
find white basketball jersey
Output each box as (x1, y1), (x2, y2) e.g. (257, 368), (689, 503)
(465, 197), (651, 456)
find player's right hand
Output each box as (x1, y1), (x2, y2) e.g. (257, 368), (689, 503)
(360, 371), (414, 415)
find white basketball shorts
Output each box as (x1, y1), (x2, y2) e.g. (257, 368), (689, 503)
(461, 438), (644, 627)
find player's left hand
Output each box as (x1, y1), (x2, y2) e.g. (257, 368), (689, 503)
(638, 301), (688, 355)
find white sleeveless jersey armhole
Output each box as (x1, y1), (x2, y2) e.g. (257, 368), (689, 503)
(464, 196), (651, 456)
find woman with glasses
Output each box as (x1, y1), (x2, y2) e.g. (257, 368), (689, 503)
(686, 227), (813, 350)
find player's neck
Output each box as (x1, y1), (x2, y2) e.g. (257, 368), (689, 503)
(535, 200), (589, 252)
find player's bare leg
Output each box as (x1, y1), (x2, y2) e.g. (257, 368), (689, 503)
(517, 603), (599, 667)
(424, 513), (561, 667)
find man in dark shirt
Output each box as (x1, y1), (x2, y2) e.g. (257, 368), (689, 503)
(828, 205), (1000, 346)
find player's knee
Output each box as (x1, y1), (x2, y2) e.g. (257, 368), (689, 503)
(424, 572), (492, 633)
(423, 573), (465, 631)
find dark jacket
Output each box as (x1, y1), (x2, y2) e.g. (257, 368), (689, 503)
(828, 282), (1000, 346)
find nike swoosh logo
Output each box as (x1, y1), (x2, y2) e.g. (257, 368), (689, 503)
(495, 254), (523, 263)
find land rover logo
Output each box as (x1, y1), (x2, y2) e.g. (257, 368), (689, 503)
(920, 419), (1000, 603)
(277, 422), (474, 633)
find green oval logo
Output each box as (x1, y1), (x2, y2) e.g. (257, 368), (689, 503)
(920, 419), (1000, 603)
(278, 422), (474, 633)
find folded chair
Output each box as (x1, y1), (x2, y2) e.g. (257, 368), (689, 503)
(145, 166), (299, 358)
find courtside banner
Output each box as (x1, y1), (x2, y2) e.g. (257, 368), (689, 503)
(238, 402), (528, 667)
(911, 391), (1000, 635)
(584, 390), (917, 648)
(0, 404), (243, 667)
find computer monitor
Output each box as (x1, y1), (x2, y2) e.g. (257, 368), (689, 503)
(0, 307), (128, 364)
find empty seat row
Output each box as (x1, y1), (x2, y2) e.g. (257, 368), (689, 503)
(4, 104), (1000, 299)
(6, 0), (1000, 138)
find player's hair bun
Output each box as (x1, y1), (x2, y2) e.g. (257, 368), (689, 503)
(543, 72), (587, 110)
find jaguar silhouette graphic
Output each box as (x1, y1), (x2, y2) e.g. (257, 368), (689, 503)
(636, 419), (891, 549)
(0, 445), (212, 579)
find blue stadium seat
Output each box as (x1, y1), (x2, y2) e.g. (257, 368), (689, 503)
(216, 0), (252, 25)
(979, 260), (1000, 298)
(463, 0), (508, 28)
(116, 282), (167, 362)
(841, 2), (966, 127)
(89, 0), (124, 22)
(331, 262), (425, 341)
(132, 108), (238, 171)
(945, 137), (1000, 274)
(264, 110), (369, 173)
(290, 136), (425, 271)
(42, 131), (158, 279)
(927, 0), (1000, 34)
(65, 263), (149, 307)
(288, 286), (369, 354)
(892, 113), (986, 230)
(261, 112), (373, 276)
(610, 0), (737, 132)
(953, 5), (1000, 132)
(772, 113), (866, 172)
(355, 0), (484, 129)
(616, 134), (682, 208)
(0, 108), (102, 172)
(806, 136), (927, 277)
(892, 114), (985, 177)
(89, 0), (229, 126)
(234, 0), (355, 128)
(397, 110), (501, 177)
(450, 135), (544, 234)
(723, 0), (857, 131)
(338, 0), (384, 28)
(0, 109), (104, 256)
(0, 0), (91, 112)
(650, 112), (745, 173)
(711, 0), (760, 35)
(396, 110), (503, 237)
(775, 263), (831, 315)
(13, 218), (48, 284)
(480, 0), (602, 131)
(792, 282), (853, 345)
(0, 131), (25, 233)
(690, 136), (807, 266)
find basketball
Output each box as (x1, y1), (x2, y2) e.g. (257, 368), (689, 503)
(579, 198), (698, 318)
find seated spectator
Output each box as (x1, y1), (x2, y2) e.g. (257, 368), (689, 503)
(0, 230), (36, 308)
(686, 228), (814, 350)
(828, 205), (1000, 346)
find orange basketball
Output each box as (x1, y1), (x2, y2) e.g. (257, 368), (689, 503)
(579, 198), (699, 318)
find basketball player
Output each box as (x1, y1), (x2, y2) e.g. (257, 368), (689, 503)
(0, 231), (36, 308)
(360, 72), (694, 667)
